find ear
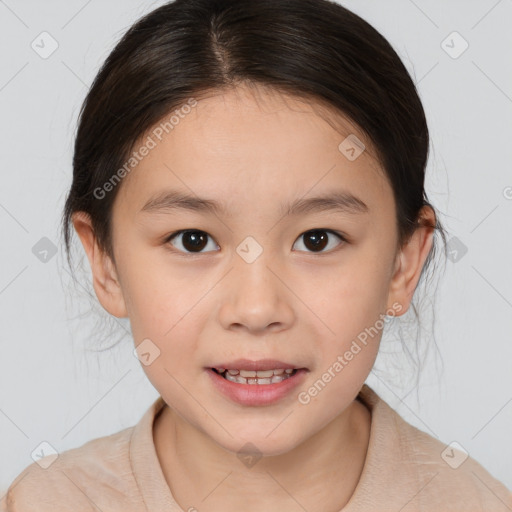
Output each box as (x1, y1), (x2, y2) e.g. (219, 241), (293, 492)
(386, 206), (436, 316)
(71, 211), (128, 318)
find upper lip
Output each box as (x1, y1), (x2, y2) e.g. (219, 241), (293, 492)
(210, 359), (307, 371)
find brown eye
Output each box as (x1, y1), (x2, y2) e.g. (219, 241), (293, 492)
(293, 229), (345, 253)
(165, 229), (345, 255)
(167, 230), (219, 253)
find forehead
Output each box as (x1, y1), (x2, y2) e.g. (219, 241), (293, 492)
(114, 84), (394, 221)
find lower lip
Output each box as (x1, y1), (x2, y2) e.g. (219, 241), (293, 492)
(206, 368), (308, 406)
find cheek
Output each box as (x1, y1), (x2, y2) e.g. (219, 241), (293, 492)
(118, 249), (205, 340)
(124, 264), (207, 407)
(301, 249), (392, 365)
(307, 251), (392, 325)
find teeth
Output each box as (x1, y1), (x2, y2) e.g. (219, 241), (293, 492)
(253, 369), (274, 378)
(221, 368), (295, 378)
(222, 369), (297, 385)
(239, 370), (257, 377)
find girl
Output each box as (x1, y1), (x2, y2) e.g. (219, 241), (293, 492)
(2, 0), (511, 510)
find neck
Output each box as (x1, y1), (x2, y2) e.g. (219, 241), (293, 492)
(153, 397), (371, 512)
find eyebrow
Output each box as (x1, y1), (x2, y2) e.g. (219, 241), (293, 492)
(139, 189), (369, 218)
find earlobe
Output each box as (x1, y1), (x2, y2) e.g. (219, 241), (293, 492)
(71, 211), (128, 318)
(387, 206), (435, 315)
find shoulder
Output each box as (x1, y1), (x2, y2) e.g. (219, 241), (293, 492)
(356, 385), (512, 511)
(399, 418), (512, 509)
(1, 425), (143, 512)
(389, 405), (512, 509)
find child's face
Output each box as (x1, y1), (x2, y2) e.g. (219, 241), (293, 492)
(86, 85), (416, 455)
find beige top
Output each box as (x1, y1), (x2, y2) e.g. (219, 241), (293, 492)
(2, 384), (511, 511)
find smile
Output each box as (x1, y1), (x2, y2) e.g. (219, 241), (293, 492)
(212, 368), (297, 385)
(206, 367), (308, 406)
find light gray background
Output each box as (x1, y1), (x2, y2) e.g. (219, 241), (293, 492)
(1, 0), (511, 496)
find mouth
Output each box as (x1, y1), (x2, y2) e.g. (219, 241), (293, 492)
(210, 367), (299, 385)
(205, 361), (309, 406)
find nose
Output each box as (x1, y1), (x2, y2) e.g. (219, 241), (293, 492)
(217, 250), (295, 334)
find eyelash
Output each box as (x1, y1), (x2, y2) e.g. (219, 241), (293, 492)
(163, 229), (348, 255)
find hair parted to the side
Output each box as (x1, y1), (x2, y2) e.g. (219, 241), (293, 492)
(61, 0), (449, 392)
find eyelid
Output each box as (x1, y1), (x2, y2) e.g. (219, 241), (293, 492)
(163, 229), (219, 255)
